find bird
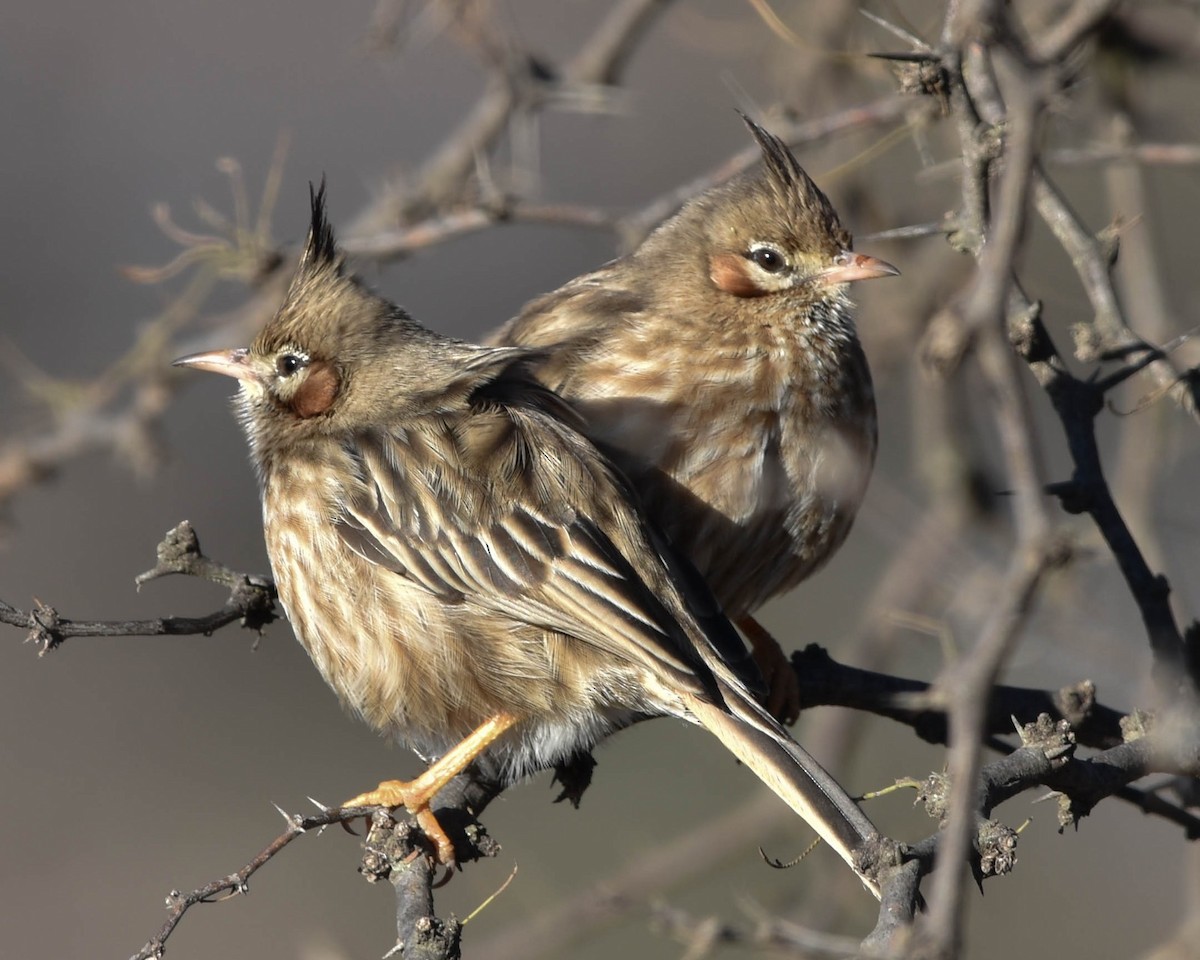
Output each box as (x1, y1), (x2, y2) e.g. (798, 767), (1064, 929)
(492, 116), (898, 723)
(173, 183), (883, 894)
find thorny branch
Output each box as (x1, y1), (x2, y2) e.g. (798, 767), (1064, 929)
(956, 26), (1195, 694)
(891, 0), (1200, 954)
(6, 521), (1198, 959)
(0, 522), (276, 652)
(128, 777), (505, 960)
(114, 673), (1199, 960)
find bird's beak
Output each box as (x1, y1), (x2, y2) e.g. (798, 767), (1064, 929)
(172, 347), (259, 381)
(819, 252), (900, 285)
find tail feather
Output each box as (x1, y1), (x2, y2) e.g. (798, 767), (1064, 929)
(687, 685), (882, 899)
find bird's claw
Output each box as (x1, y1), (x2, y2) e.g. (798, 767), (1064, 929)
(342, 779), (459, 866)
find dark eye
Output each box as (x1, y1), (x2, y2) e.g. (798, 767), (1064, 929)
(276, 353), (307, 377)
(748, 245), (787, 273)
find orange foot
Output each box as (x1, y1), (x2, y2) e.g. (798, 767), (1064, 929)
(737, 615), (801, 725)
(342, 711), (519, 866)
(344, 778), (457, 865)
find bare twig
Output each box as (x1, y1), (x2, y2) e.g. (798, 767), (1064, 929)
(917, 26), (1058, 953)
(349, 0), (676, 232)
(620, 94), (934, 246)
(344, 202), (613, 262)
(791, 646), (1129, 751)
(128, 774), (504, 960)
(129, 805), (347, 960)
(0, 522), (276, 652)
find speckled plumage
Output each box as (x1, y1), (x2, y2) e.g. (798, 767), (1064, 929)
(175, 184), (882, 894)
(493, 118), (887, 620)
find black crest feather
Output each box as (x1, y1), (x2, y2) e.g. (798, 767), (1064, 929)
(737, 113), (843, 233)
(739, 113), (805, 187)
(302, 177), (340, 272)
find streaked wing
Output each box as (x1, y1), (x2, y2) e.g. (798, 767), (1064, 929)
(488, 266), (644, 388)
(335, 421), (714, 697)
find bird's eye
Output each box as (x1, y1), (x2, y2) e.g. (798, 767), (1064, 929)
(748, 245), (787, 273)
(276, 353), (307, 377)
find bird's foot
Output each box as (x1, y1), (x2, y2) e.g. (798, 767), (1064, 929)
(737, 615), (801, 725)
(343, 779), (457, 866)
(341, 713), (520, 867)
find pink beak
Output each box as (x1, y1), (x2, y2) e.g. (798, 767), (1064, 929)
(173, 347), (258, 381)
(819, 252), (900, 285)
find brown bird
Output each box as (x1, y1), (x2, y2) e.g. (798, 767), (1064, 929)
(174, 185), (883, 893)
(493, 117), (897, 722)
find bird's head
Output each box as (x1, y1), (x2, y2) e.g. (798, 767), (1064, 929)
(174, 183), (439, 449)
(646, 116), (898, 310)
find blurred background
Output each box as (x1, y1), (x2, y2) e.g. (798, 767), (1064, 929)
(2, 1), (1198, 957)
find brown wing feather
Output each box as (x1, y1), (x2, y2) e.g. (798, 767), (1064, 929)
(488, 265), (643, 390)
(333, 412), (728, 701)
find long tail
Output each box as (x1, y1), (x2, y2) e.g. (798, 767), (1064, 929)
(687, 683), (882, 899)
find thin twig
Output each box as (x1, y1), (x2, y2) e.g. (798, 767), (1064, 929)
(0, 522), (277, 652)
